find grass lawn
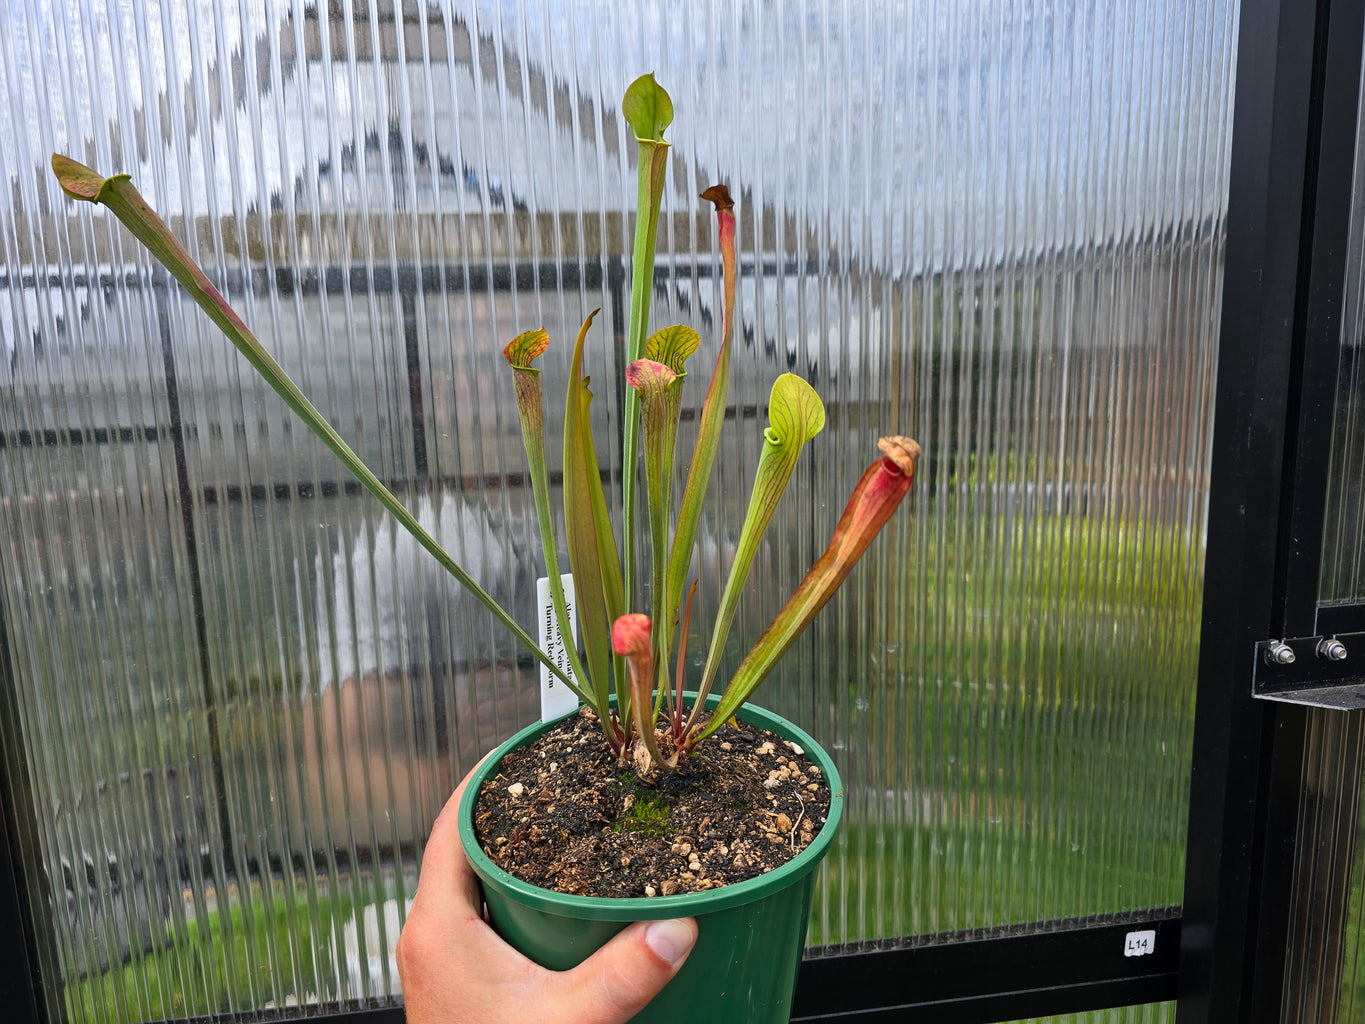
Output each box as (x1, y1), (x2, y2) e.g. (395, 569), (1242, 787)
(67, 884), (357, 1024)
(59, 502), (1201, 1022)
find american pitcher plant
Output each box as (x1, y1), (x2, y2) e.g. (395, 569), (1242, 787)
(50, 73), (920, 773)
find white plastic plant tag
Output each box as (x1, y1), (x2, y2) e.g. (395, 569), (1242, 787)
(1123, 929), (1156, 957)
(537, 574), (580, 722)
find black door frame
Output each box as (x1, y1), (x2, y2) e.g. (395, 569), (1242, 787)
(1178, 0), (1365, 1019)
(2, 1), (1363, 1021)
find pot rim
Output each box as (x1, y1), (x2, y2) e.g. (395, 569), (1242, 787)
(457, 693), (845, 921)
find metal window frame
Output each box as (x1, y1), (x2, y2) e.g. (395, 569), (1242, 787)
(1, 0), (1359, 1021)
(0, 608), (48, 1024)
(1178, 0), (1365, 1021)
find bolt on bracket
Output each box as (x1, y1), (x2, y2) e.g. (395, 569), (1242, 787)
(1253, 632), (1365, 709)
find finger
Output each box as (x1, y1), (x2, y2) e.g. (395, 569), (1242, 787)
(551, 917), (698, 1024)
(411, 754), (493, 920)
(400, 753), (554, 1007)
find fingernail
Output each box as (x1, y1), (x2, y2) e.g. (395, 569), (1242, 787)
(644, 918), (696, 965)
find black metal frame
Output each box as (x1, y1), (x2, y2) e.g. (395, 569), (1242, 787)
(791, 916), (1180, 1023)
(2, 0), (1364, 1021)
(0, 606), (48, 1024)
(1178, 0), (1365, 1021)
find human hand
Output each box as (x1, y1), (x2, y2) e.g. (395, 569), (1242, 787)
(397, 760), (698, 1024)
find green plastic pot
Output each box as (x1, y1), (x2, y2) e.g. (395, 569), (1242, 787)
(458, 692), (844, 1023)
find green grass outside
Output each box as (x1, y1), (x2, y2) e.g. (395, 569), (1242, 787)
(61, 502), (1201, 1020)
(809, 803), (1184, 948)
(1004, 1006), (1174, 1023)
(67, 886), (356, 1024)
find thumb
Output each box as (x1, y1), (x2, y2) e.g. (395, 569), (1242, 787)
(551, 917), (698, 1024)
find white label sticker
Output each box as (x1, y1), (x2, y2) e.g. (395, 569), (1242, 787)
(537, 574), (580, 722)
(1123, 929), (1157, 958)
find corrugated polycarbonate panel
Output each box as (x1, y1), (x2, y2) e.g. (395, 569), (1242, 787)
(1282, 30), (1365, 1020)
(1003, 1005), (1173, 1024)
(1322, 15), (1365, 606)
(0, 1), (1235, 1020)
(1279, 710), (1365, 1023)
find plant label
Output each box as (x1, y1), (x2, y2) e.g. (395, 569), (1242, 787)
(1123, 929), (1157, 958)
(537, 574), (580, 721)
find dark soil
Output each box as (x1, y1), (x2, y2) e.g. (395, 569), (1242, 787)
(470, 706), (833, 898)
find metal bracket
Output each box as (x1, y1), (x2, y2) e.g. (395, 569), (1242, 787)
(1252, 632), (1365, 708)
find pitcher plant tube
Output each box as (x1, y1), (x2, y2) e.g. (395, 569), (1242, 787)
(50, 73), (921, 773)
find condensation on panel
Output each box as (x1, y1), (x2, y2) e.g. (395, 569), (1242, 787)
(0, 1), (1236, 1021)
(1322, 21), (1365, 605)
(1279, 710), (1365, 1023)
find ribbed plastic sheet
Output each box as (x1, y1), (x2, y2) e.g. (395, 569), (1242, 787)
(1005, 1005), (1173, 1024)
(0, 1), (1236, 1019)
(1279, 709), (1365, 1023)
(1322, 14), (1365, 607)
